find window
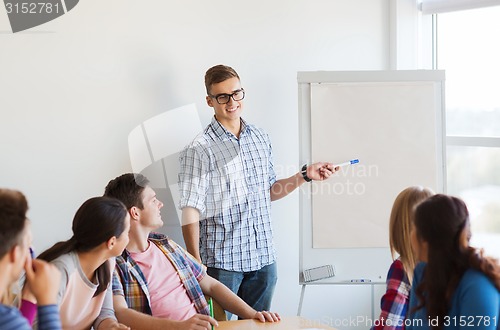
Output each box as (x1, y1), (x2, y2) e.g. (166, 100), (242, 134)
(436, 6), (500, 258)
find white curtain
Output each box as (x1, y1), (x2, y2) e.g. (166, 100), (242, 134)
(419, 0), (500, 14)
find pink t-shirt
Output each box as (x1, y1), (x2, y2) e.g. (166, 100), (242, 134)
(129, 242), (197, 321)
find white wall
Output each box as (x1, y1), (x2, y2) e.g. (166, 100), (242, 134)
(0, 0), (426, 328)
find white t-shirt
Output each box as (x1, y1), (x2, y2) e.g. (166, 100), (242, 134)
(51, 251), (116, 329)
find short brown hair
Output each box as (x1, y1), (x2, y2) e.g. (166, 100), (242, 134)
(204, 64), (240, 95)
(104, 173), (150, 210)
(0, 189), (28, 258)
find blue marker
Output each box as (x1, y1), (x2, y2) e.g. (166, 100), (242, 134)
(350, 279), (371, 283)
(337, 159), (359, 167)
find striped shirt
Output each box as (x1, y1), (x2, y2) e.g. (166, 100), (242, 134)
(179, 117), (277, 272)
(112, 233), (210, 317)
(0, 304), (61, 330)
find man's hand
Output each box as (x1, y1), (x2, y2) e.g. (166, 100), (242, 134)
(307, 162), (338, 181)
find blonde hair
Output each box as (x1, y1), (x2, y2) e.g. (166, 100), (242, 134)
(389, 186), (434, 283)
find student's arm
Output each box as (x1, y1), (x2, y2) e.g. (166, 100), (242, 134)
(270, 162), (337, 201)
(112, 295), (217, 330)
(95, 285), (129, 330)
(198, 275), (280, 322)
(181, 207), (202, 262)
(24, 258), (62, 330)
(96, 318), (129, 330)
(372, 260), (409, 330)
(49, 258), (71, 306)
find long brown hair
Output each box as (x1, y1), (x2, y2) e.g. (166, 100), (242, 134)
(413, 194), (500, 330)
(38, 196), (127, 296)
(389, 186), (433, 283)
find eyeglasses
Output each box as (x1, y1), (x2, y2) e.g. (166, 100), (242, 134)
(209, 89), (245, 104)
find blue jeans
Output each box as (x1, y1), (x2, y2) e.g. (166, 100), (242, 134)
(207, 262), (278, 319)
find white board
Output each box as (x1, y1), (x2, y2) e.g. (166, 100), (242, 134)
(298, 70), (445, 282)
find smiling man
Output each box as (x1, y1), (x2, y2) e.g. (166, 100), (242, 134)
(178, 64), (337, 314)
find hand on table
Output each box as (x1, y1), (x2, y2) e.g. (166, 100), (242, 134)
(253, 311), (281, 322)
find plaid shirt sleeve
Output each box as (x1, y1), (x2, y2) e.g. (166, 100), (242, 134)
(112, 253), (152, 315)
(112, 268), (124, 296)
(178, 141), (209, 215)
(372, 259), (411, 330)
(175, 241), (206, 282)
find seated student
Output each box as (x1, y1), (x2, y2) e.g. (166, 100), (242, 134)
(5, 235), (48, 325)
(372, 186), (433, 330)
(104, 173), (280, 330)
(34, 197), (131, 330)
(407, 194), (500, 330)
(0, 188), (62, 330)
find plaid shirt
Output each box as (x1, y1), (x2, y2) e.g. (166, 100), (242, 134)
(112, 233), (210, 316)
(373, 258), (411, 330)
(178, 117), (277, 272)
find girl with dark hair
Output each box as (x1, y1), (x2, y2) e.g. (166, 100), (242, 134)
(34, 196), (131, 330)
(407, 194), (500, 330)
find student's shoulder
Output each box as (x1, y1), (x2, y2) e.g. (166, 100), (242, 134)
(51, 251), (75, 263)
(50, 251), (78, 275)
(387, 259), (410, 287)
(387, 258), (406, 277)
(391, 258), (404, 269)
(149, 232), (168, 241)
(455, 268), (499, 310)
(460, 268), (498, 292)
(149, 232), (182, 250)
(411, 262), (426, 284)
(414, 261), (426, 272)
